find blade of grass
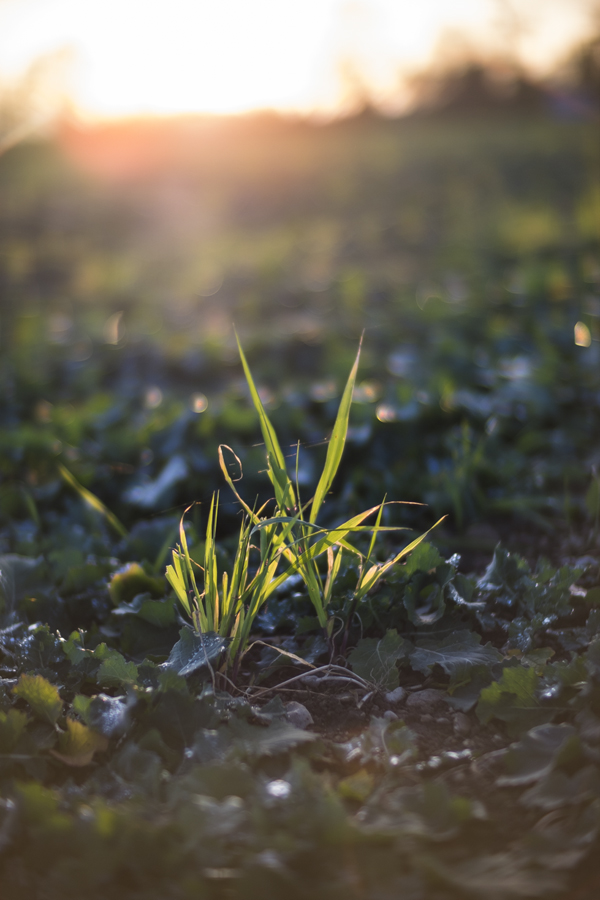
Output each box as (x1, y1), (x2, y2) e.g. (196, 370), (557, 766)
(153, 523), (180, 573)
(310, 337), (362, 524)
(235, 331), (296, 511)
(204, 493), (220, 632)
(177, 507), (208, 629)
(58, 463), (127, 539)
(365, 496), (386, 568)
(264, 503), (383, 600)
(354, 515), (447, 603)
(323, 546), (343, 606)
(218, 445), (271, 525)
(165, 563), (192, 616)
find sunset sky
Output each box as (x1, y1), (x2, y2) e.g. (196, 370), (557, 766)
(0, 0), (597, 118)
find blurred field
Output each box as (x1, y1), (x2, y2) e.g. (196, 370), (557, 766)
(1, 109), (600, 542)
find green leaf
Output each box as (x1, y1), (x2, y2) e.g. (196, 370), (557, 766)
(108, 563), (165, 606)
(227, 716), (316, 758)
(409, 631), (502, 681)
(51, 718), (108, 767)
(111, 592), (176, 628)
(403, 581), (446, 626)
(477, 665), (556, 735)
(0, 708), (28, 751)
(61, 561), (111, 595)
(382, 721), (419, 765)
(446, 665), (495, 712)
(16, 782), (61, 824)
(347, 629), (409, 689)
(360, 780), (479, 839)
(477, 545), (531, 597)
(61, 631), (90, 666)
(584, 586), (600, 605)
(310, 339), (361, 523)
(520, 764), (600, 810)
(13, 674), (63, 725)
(73, 693), (131, 738)
(497, 723), (580, 787)
(338, 769), (375, 802)
(403, 541), (444, 576)
(97, 654), (139, 688)
(162, 628), (228, 677)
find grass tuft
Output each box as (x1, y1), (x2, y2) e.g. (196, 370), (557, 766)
(166, 338), (443, 677)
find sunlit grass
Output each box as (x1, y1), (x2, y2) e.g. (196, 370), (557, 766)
(166, 336), (442, 676)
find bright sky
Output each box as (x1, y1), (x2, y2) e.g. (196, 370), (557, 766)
(0, 0), (596, 118)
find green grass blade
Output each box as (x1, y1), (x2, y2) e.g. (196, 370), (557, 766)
(172, 549), (188, 591)
(204, 493), (220, 631)
(58, 463), (128, 539)
(178, 508), (203, 607)
(354, 515), (447, 603)
(365, 496), (385, 566)
(264, 503), (382, 599)
(229, 608), (245, 665)
(226, 519), (250, 614)
(324, 545), (344, 606)
(310, 337), (362, 523)
(165, 564), (191, 616)
(153, 523), (179, 573)
(355, 496), (386, 598)
(250, 515), (319, 535)
(235, 331), (296, 511)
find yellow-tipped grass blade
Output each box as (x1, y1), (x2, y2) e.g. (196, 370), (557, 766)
(58, 463), (127, 539)
(235, 330), (296, 512)
(310, 337), (362, 524)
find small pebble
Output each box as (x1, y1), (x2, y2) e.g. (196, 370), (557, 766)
(285, 702), (314, 729)
(421, 714), (434, 724)
(453, 712), (472, 737)
(383, 710), (398, 722)
(384, 686), (407, 705)
(405, 689), (445, 712)
(435, 716), (450, 726)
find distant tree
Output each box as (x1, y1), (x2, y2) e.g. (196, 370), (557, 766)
(570, 33), (600, 108)
(407, 60), (545, 117)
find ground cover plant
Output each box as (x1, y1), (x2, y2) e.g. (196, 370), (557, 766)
(1, 110), (600, 897)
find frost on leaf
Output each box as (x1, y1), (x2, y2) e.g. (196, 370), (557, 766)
(162, 628), (228, 677)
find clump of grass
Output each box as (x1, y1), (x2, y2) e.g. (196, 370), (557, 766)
(166, 335), (443, 678)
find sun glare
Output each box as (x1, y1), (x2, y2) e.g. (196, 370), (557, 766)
(0, 0), (596, 118)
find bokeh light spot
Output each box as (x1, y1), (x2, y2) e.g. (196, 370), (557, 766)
(575, 321), (592, 347)
(144, 386), (163, 409)
(190, 392), (208, 413)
